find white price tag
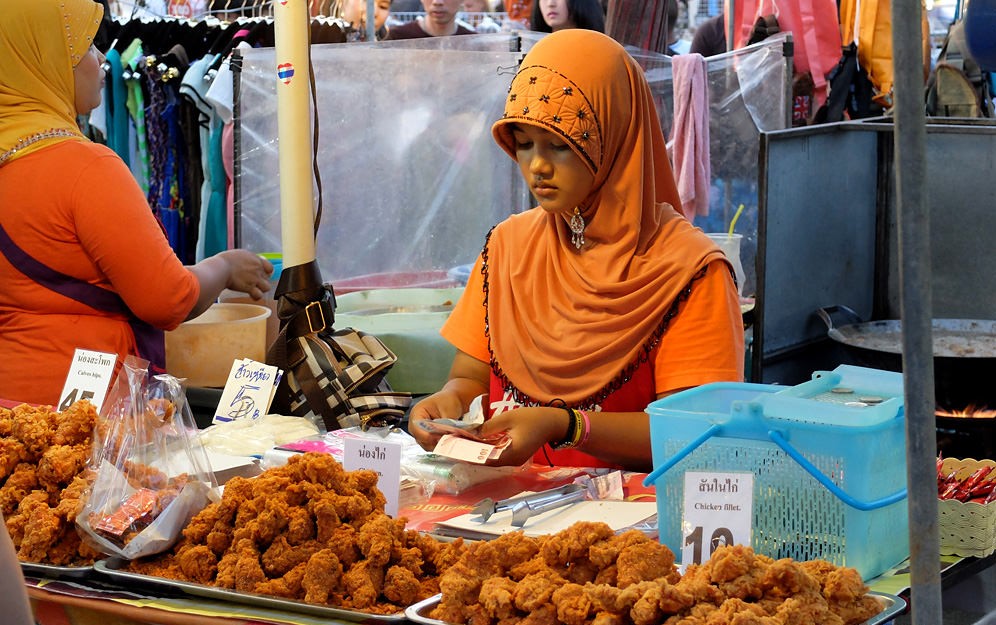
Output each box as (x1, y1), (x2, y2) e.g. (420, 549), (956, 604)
(342, 437), (402, 518)
(681, 471), (753, 565)
(213, 359), (282, 424)
(58, 349), (117, 412)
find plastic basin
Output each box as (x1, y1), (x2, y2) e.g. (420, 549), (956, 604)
(165, 303), (271, 388)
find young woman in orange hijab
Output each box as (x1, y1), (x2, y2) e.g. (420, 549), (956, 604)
(0, 0), (273, 407)
(409, 29), (744, 472)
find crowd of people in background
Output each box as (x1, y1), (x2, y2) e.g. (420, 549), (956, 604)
(380, 0), (707, 52)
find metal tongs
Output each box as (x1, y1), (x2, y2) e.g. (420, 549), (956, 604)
(471, 483), (588, 527)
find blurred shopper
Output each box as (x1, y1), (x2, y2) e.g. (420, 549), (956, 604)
(387, 0), (477, 38)
(343, 0), (393, 40)
(531, 0), (605, 32)
(666, 0), (690, 54)
(462, 0), (502, 32)
(689, 13), (726, 55)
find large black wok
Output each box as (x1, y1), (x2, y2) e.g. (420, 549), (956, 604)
(816, 306), (996, 409)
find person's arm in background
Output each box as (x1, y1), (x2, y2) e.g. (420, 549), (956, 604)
(0, 512), (35, 625)
(186, 250), (273, 320)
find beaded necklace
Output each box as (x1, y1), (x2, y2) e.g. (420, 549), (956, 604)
(0, 128), (79, 166)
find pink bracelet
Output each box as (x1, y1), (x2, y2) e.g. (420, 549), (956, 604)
(576, 409), (591, 449)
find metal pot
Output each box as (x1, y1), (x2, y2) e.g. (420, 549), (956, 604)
(816, 305), (996, 408)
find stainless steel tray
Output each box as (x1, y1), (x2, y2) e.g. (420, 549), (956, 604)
(94, 558), (406, 622)
(20, 561), (94, 580)
(406, 591), (907, 625)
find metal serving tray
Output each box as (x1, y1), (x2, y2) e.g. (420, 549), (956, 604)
(94, 558), (406, 622)
(405, 591), (907, 625)
(20, 561), (94, 580)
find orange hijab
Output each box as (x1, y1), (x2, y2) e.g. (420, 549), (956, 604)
(0, 0), (102, 165)
(487, 29), (727, 405)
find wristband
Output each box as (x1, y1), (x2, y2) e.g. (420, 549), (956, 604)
(575, 409), (591, 449)
(551, 408), (582, 450)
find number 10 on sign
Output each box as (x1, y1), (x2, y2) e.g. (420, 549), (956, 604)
(681, 471), (754, 566)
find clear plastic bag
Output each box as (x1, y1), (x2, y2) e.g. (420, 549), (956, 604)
(77, 356), (218, 559)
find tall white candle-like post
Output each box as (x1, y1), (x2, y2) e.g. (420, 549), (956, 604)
(273, 0), (316, 267)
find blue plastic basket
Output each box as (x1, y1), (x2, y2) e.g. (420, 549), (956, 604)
(645, 366), (910, 580)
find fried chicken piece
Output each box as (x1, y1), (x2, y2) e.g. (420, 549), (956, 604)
(357, 512), (403, 568)
(480, 575), (519, 620)
(514, 569), (567, 612)
(759, 558), (821, 599)
(616, 539), (678, 588)
(177, 544), (219, 584)
(593, 611), (628, 625)
(311, 494), (344, 543)
(325, 524), (361, 567)
(254, 561), (308, 600)
(833, 593), (884, 625)
(705, 545), (771, 601)
(262, 536), (321, 577)
(342, 558), (385, 610)
(37, 443), (88, 489)
(772, 595), (844, 625)
(821, 566), (867, 604)
(520, 602), (559, 625)
(53, 400), (98, 446)
(540, 521), (615, 568)
(10, 404), (57, 459)
(284, 504), (315, 544)
(301, 548), (343, 604)
(0, 463), (39, 517)
(552, 581), (594, 625)
(53, 472), (93, 521)
(0, 438), (27, 481)
(821, 567), (880, 625)
(589, 529), (653, 568)
(234, 551), (267, 593)
(17, 498), (62, 562)
(0, 407), (12, 436)
(383, 563), (422, 606)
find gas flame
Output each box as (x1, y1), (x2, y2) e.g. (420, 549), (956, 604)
(936, 405), (996, 418)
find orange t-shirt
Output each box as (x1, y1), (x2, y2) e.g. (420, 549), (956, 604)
(0, 141), (199, 406)
(442, 255), (745, 401)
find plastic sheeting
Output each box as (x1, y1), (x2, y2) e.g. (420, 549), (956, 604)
(236, 32), (789, 295)
(632, 33), (792, 296)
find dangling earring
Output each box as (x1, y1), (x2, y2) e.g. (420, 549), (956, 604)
(569, 207), (585, 250)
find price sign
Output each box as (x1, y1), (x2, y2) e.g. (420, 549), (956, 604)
(58, 349), (117, 413)
(343, 437), (402, 518)
(681, 471), (754, 565)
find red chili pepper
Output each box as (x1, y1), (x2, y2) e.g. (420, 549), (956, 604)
(969, 480), (995, 498)
(940, 482), (962, 500)
(962, 466), (994, 491)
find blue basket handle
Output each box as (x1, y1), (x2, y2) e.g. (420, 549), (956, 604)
(643, 425), (908, 511)
(767, 430), (907, 510)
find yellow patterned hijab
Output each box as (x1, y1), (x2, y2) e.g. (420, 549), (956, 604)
(488, 30), (727, 404)
(0, 0), (103, 165)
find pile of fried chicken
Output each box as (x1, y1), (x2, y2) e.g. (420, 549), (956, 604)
(431, 521), (883, 625)
(128, 452), (467, 614)
(0, 401), (102, 566)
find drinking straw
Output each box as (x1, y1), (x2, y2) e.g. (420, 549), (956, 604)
(728, 204), (745, 237)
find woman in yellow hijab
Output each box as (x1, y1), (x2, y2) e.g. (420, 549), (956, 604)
(0, 0), (274, 406)
(409, 29), (744, 471)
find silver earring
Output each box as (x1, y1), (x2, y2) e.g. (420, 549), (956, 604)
(569, 207), (585, 250)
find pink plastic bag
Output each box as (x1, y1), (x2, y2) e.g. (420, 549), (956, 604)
(731, 0), (841, 105)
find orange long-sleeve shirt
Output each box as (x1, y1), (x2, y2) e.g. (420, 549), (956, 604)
(0, 140), (198, 406)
